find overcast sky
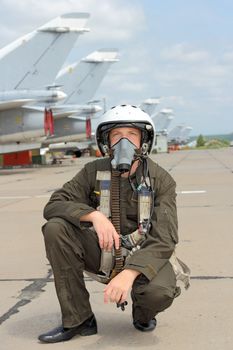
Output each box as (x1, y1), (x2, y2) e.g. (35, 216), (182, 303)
(1, 0), (233, 136)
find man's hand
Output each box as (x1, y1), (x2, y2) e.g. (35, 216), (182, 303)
(80, 211), (119, 251)
(104, 269), (140, 304)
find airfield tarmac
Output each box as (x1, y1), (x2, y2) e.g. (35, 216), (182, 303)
(0, 148), (232, 350)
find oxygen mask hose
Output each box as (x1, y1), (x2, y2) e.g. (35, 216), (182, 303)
(111, 138), (137, 173)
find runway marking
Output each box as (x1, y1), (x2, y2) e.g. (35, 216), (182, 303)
(35, 194), (51, 198)
(0, 191), (206, 200)
(1, 275), (232, 282)
(0, 195), (50, 199)
(0, 195), (31, 199)
(191, 275), (233, 280)
(177, 190), (206, 194)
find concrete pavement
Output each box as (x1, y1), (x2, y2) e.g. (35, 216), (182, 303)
(0, 148), (233, 349)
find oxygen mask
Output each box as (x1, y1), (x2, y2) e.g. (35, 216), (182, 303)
(111, 138), (137, 173)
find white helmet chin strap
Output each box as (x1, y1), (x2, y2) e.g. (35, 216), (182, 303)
(141, 143), (149, 155)
(101, 144), (109, 155)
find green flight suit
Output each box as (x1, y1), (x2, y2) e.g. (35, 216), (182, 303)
(42, 157), (180, 328)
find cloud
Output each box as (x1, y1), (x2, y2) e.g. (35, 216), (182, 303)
(116, 81), (147, 92)
(0, 0), (146, 45)
(222, 50), (233, 63)
(160, 43), (210, 63)
(154, 50), (231, 93)
(163, 95), (186, 107)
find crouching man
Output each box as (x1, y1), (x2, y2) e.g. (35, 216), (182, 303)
(38, 105), (188, 343)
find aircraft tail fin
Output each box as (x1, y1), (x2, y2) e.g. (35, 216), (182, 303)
(38, 12), (90, 33)
(83, 48), (119, 63)
(56, 48), (119, 104)
(139, 98), (160, 116)
(0, 13), (90, 91)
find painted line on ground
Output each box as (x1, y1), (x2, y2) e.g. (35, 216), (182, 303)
(0, 195), (51, 199)
(0, 195), (31, 199)
(177, 190), (206, 194)
(0, 191), (206, 199)
(35, 194), (51, 198)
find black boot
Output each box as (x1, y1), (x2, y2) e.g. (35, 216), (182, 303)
(133, 318), (157, 332)
(38, 314), (97, 343)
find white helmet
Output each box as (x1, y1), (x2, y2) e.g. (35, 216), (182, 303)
(96, 104), (155, 156)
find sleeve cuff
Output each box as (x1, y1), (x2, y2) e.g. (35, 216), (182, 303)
(124, 262), (157, 281)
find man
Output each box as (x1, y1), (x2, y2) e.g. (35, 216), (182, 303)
(38, 104), (183, 343)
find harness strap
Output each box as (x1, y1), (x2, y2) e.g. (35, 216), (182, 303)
(109, 170), (124, 278)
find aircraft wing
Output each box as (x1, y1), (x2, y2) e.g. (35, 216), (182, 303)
(0, 142), (42, 154)
(67, 116), (87, 121)
(53, 110), (80, 119)
(12, 102), (101, 120)
(48, 104), (102, 119)
(0, 99), (34, 111)
(0, 88), (66, 112)
(0, 13), (90, 90)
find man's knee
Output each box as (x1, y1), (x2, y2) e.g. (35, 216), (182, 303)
(132, 283), (177, 322)
(132, 275), (177, 313)
(148, 285), (175, 312)
(42, 218), (68, 246)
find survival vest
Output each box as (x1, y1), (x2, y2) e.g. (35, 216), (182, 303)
(85, 168), (190, 290)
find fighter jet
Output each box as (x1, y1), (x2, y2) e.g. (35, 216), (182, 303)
(42, 48), (119, 123)
(0, 13), (90, 153)
(139, 98), (160, 116)
(42, 48), (119, 145)
(179, 126), (193, 144)
(0, 48), (119, 152)
(0, 12), (90, 113)
(168, 125), (192, 144)
(168, 125), (184, 143)
(152, 108), (174, 133)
